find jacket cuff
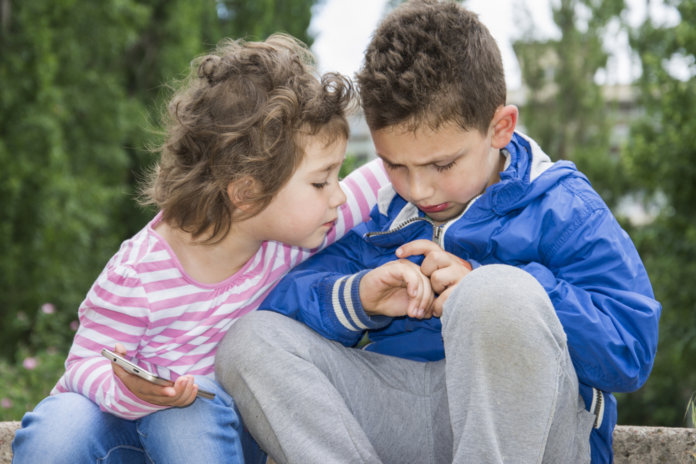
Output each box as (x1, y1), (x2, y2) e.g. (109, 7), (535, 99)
(330, 270), (390, 332)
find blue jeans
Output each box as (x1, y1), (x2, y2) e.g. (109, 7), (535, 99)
(12, 376), (266, 464)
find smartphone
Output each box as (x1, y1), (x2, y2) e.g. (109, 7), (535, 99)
(101, 348), (215, 399)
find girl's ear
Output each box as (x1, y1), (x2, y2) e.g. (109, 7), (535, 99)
(226, 177), (258, 212)
(490, 105), (518, 149)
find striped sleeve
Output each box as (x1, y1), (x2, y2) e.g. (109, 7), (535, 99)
(322, 158), (387, 247)
(323, 270), (389, 333)
(52, 264), (167, 419)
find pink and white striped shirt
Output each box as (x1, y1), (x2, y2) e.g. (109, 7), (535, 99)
(52, 159), (388, 419)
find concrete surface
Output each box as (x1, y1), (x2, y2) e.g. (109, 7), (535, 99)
(1, 421), (695, 463)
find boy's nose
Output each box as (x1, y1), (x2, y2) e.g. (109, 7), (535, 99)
(408, 173), (434, 204)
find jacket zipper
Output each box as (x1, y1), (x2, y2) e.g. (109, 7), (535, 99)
(590, 388), (604, 429)
(366, 216), (445, 245)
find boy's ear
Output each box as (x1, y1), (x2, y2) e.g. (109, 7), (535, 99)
(490, 105), (518, 149)
(226, 177), (258, 212)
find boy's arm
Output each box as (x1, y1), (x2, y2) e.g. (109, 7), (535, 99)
(52, 266), (169, 419)
(521, 207), (660, 394)
(261, 230), (394, 346)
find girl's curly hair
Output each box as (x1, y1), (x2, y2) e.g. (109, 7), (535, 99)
(141, 33), (354, 243)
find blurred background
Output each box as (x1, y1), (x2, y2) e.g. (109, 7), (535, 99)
(0, 0), (694, 428)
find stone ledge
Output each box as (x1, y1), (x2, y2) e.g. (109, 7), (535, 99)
(0, 422), (19, 464)
(1, 421), (694, 463)
(613, 425), (696, 464)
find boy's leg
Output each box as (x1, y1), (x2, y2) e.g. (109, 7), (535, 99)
(137, 376), (266, 464)
(440, 264), (594, 463)
(215, 311), (446, 464)
(12, 392), (144, 464)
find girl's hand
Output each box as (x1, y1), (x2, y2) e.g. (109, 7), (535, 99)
(109, 344), (198, 407)
(396, 240), (472, 316)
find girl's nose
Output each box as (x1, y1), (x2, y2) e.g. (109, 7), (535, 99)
(331, 182), (347, 208)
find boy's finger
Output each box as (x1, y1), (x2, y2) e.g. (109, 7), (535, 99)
(432, 286), (454, 317)
(396, 239), (442, 259)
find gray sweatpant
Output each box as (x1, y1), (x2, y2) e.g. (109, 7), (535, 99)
(215, 264), (594, 463)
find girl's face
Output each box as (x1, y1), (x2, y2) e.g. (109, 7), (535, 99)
(248, 134), (348, 249)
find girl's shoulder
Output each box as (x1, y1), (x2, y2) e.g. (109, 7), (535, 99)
(102, 214), (177, 278)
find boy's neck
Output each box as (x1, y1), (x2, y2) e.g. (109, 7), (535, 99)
(488, 149), (507, 188)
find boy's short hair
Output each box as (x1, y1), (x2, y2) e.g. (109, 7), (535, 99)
(142, 33), (353, 243)
(357, 0), (506, 133)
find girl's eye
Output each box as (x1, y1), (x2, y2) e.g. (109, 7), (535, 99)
(312, 182), (329, 189)
(434, 160), (457, 172)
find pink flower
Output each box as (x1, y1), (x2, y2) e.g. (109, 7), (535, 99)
(1, 398), (12, 409)
(41, 303), (56, 314)
(23, 357), (38, 370)
(70, 320), (79, 331)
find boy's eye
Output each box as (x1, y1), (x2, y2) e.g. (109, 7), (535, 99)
(312, 182), (329, 189)
(434, 160), (457, 172)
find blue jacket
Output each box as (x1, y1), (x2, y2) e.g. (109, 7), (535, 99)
(261, 132), (661, 463)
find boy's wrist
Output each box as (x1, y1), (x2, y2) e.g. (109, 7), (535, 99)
(329, 270), (390, 332)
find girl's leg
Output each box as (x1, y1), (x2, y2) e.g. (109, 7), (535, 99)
(12, 392), (144, 464)
(136, 376), (265, 464)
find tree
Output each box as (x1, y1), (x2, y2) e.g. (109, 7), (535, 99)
(0, 0), (319, 363)
(614, 0), (696, 427)
(512, 0), (628, 207)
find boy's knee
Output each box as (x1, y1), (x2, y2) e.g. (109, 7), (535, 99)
(442, 264), (560, 342)
(215, 311), (300, 383)
(218, 311), (292, 354)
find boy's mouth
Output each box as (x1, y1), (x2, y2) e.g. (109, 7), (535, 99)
(418, 203), (449, 213)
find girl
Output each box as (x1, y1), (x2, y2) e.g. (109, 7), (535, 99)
(12, 34), (387, 464)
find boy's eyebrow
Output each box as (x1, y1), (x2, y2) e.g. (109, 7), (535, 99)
(378, 150), (462, 167)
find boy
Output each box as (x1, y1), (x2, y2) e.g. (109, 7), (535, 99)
(215, 1), (660, 463)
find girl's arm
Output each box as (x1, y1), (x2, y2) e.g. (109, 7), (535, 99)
(322, 158), (388, 248)
(51, 265), (168, 420)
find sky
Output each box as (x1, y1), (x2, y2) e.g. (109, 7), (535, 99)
(309, 0), (682, 90)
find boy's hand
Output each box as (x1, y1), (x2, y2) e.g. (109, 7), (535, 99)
(396, 239), (472, 316)
(359, 259), (434, 319)
(110, 343), (198, 407)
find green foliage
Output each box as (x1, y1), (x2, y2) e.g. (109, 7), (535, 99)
(514, 0), (696, 426)
(512, 0), (627, 207)
(339, 154), (365, 180)
(0, 303), (76, 420)
(615, 0), (696, 427)
(0, 0), (152, 359)
(218, 0), (316, 45)
(0, 0), (318, 419)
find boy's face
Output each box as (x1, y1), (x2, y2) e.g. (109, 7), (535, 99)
(372, 120), (509, 224)
(250, 134), (348, 249)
